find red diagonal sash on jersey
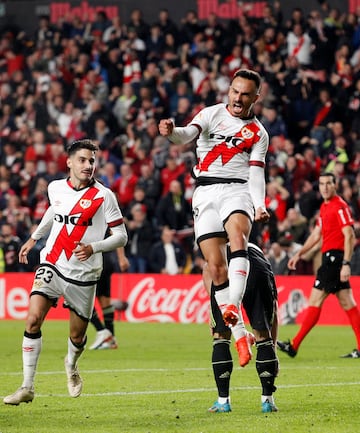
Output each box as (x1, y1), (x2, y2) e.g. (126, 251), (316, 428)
(198, 122), (261, 171)
(292, 36), (304, 57)
(46, 187), (104, 263)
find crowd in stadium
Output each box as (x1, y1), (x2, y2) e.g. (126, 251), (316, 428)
(0, 2), (360, 274)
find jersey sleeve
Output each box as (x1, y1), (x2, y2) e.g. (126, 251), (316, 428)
(336, 201), (354, 228)
(105, 189), (124, 227)
(188, 106), (210, 132)
(249, 124), (269, 166)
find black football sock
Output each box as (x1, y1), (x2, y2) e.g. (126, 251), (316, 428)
(103, 305), (115, 335)
(90, 308), (105, 331)
(256, 338), (278, 396)
(212, 338), (233, 398)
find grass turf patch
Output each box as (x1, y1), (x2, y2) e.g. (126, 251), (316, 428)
(1, 321), (360, 433)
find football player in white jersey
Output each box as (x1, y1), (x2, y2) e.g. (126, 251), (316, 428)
(159, 69), (270, 368)
(3, 139), (128, 405)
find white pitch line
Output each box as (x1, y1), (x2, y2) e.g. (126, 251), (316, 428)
(2, 381), (360, 400)
(0, 363), (356, 376)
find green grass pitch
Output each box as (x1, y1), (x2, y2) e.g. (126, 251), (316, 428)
(1, 321), (360, 433)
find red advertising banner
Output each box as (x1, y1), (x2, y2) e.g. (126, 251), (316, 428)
(1, 273), (360, 325)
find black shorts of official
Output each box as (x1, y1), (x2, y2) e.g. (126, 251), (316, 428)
(210, 272), (278, 334)
(314, 250), (351, 294)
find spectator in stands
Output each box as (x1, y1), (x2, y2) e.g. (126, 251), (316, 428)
(0, 222), (23, 271)
(155, 179), (192, 232)
(177, 155), (196, 204)
(102, 15), (125, 44)
(98, 161), (120, 188)
(2, 2), (360, 273)
(292, 147), (322, 194)
(160, 154), (185, 196)
(278, 208), (309, 245)
(146, 24), (165, 62)
(286, 23), (312, 67)
(100, 47), (125, 91)
(260, 105), (288, 139)
(325, 134), (350, 173)
(203, 12), (226, 49)
(223, 44), (251, 78)
(178, 10), (203, 45)
(136, 161), (161, 208)
(125, 184), (155, 223)
(112, 163), (139, 214)
(90, 10), (112, 36)
(173, 96), (193, 127)
(192, 77), (217, 108)
(148, 225), (187, 274)
(126, 8), (150, 42)
(190, 247), (206, 274)
(280, 56), (315, 140)
(156, 8), (179, 42)
(338, 175), (360, 221)
(297, 179), (321, 221)
(307, 9), (334, 73)
(27, 176), (49, 224)
(166, 81), (192, 120)
(265, 180), (290, 223)
(112, 83), (137, 131)
(93, 116), (116, 153)
(0, 141), (22, 174)
(1, 195), (31, 241)
(307, 88), (343, 156)
(125, 203), (154, 273)
(267, 241), (290, 275)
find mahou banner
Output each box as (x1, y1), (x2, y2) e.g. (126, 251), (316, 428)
(1, 273), (360, 325)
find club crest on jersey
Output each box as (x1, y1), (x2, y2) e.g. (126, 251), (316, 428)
(240, 126), (255, 140)
(80, 199), (92, 209)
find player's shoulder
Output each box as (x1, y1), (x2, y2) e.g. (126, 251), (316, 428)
(93, 179), (113, 195)
(93, 179), (119, 203)
(48, 178), (66, 191)
(196, 103), (226, 117)
(335, 194), (349, 206)
(254, 116), (270, 137)
(330, 194), (350, 210)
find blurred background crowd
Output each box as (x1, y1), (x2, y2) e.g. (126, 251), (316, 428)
(0, 1), (360, 275)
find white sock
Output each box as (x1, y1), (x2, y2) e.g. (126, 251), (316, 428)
(230, 321), (247, 341)
(228, 256), (249, 306)
(22, 336), (42, 389)
(262, 395), (274, 404)
(214, 286), (229, 315)
(218, 396), (230, 404)
(67, 337), (85, 368)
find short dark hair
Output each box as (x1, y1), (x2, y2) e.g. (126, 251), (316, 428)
(319, 171), (336, 183)
(231, 69), (262, 94)
(66, 139), (98, 156)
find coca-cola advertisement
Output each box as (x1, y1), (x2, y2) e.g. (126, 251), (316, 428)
(1, 273), (360, 325)
(112, 274), (210, 323)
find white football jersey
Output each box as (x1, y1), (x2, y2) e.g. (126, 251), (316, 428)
(190, 103), (269, 180)
(39, 178), (124, 282)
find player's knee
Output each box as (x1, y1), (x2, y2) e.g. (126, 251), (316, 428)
(207, 261), (227, 283)
(25, 313), (43, 333)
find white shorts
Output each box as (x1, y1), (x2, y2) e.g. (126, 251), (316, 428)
(31, 265), (97, 320)
(192, 183), (254, 243)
